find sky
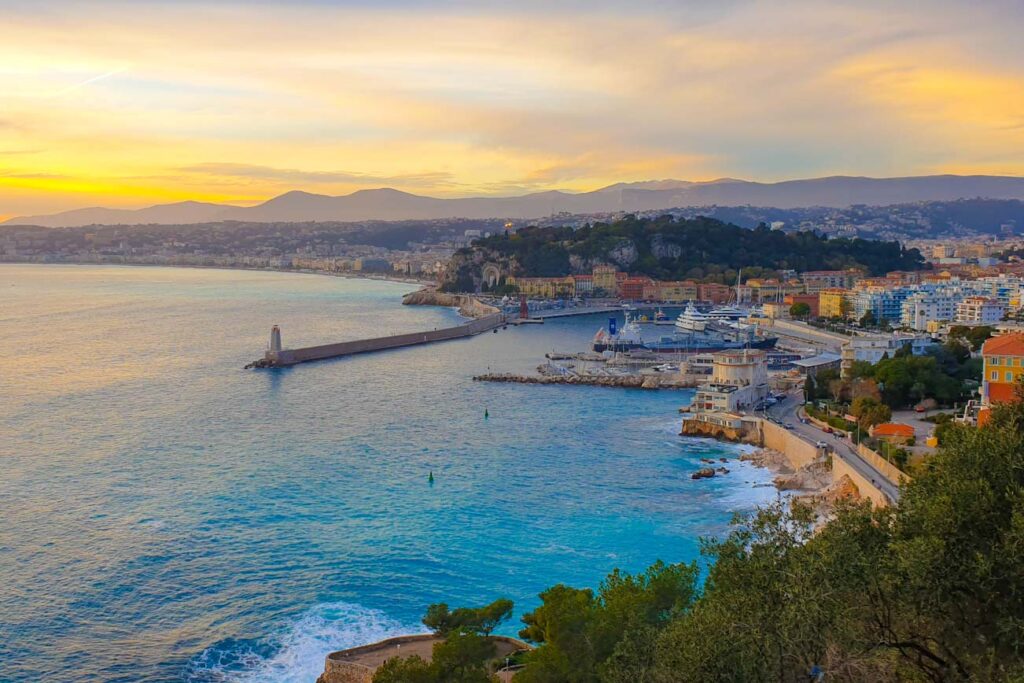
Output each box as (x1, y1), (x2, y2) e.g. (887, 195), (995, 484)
(1, 0), (1023, 219)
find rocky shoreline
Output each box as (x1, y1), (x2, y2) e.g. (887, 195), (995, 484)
(402, 287), (500, 319)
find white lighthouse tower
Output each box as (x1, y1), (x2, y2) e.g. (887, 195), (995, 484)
(269, 325), (283, 354)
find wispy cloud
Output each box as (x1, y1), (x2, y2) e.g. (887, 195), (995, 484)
(178, 162), (459, 188)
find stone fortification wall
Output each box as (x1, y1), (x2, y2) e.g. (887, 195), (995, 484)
(857, 443), (912, 484)
(833, 457), (890, 507)
(759, 420), (820, 470)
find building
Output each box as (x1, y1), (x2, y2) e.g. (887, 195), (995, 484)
(818, 288), (851, 318)
(571, 274), (593, 296)
(852, 286), (913, 324)
(659, 280), (699, 302)
(900, 292), (957, 331)
(508, 276), (574, 298)
(801, 269), (860, 293)
(956, 296), (1005, 325)
(353, 257), (391, 273)
(783, 293), (820, 317)
(981, 333), (1024, 406)
(699, 282), (733, 304)
(591, 265), (619, 296)
(840, 335), (934, 376)
(692, 349), (770, 413)
(870, 423), (916, 445)
(620, 276), (655, 301)
(791, 352), (842, 377)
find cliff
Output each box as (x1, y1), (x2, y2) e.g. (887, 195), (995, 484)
(402, 288), (500, 319)
(679, 419), (755, 443)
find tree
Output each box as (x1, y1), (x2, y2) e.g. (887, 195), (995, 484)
(517, 561), (698, 682)
(423, 599), (514, 637)
(859, 310), (878, 328)
(789, 302), (812, 319)
(851, 396), (892, 429)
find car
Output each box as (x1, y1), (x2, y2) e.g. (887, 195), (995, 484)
(915, 405), (926, 413)
(823, 426), (833, 434)
(816, 441), (827, 448)
(784, 423), (794, 430)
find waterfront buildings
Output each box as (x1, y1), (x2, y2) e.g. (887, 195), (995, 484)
(981, 333), (1024, 406)
(692, 349), (770, 413)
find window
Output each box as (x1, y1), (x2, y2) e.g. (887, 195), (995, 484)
(992, 370), (999, 380)
(1008, 372), (1014, 382)
(991, 357), (1001, 366)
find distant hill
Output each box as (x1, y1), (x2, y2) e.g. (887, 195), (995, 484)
(7, 174), (1024, 227)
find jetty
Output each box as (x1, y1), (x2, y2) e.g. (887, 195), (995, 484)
(247, 313), (505, 368)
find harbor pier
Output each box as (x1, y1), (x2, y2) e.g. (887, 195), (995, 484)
(247, 313), (505, 368)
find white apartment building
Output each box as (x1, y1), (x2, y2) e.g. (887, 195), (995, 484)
(955, 296), (1006, 325)
(840, 335), (935, 376)
(901, 292), (958, 331)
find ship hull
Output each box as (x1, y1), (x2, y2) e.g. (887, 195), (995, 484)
(641, 336), (779, 353)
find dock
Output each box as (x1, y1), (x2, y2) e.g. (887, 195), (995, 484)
(247, 313), (505, 368)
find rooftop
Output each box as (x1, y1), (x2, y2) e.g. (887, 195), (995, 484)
(982, 333), (1024, 357)
(872, 423), (916, 438)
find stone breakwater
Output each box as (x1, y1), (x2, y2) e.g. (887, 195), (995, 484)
(402, 288), (500, 319)
(473, 372), (692, 389)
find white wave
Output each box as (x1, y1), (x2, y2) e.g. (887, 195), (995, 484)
(188, 602), (423, 683)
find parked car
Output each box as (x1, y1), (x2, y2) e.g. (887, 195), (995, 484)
(823, 426), (833, 434)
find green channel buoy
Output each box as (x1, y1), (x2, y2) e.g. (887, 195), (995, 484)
(428, 471), (434, 485)
(484, 408), (489, 419)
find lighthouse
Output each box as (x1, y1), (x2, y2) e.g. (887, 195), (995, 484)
(269, 325), (283, 354)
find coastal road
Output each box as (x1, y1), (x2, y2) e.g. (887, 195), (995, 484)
(765, 392), (901, 503)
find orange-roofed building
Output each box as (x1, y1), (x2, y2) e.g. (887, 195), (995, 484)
(981, 333), (1024, 406)
(870, 423), (916, 445)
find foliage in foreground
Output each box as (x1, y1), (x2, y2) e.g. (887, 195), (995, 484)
(512, 390), (1024, 682)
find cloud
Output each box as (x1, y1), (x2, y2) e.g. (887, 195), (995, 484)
(178, 162), (459, 188)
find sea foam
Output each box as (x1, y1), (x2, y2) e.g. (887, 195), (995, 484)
(184, 602), (421, 683)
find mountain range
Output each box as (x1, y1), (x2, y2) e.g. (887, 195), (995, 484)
(7, 174), (1024, 228)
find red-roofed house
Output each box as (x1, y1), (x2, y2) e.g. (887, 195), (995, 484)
(870, 423), (916, 445)
(981, 333), (1024, 407)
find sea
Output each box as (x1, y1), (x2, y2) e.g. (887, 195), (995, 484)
(0, 264), (780, 682)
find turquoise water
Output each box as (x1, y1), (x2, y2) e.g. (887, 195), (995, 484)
(0, 264), (778, 682)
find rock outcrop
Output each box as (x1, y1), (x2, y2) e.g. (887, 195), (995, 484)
(402, 288), (500, 319)
(680, 419), (753, 442)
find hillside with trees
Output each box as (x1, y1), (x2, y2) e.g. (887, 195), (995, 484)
(441, 215), (925, 292)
